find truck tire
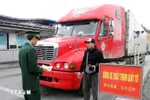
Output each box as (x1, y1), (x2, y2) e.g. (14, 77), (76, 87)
(77, 81), (84, 96)
(142, 54), (145, 63)
(130, 57), (134, 64)
(126, 58), (130, 65)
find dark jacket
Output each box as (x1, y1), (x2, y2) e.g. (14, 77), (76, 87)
(19, 42), (43, 91)
(80, 46), (104, 73)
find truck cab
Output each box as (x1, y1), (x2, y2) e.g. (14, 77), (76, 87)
(35, 4), (146, 95)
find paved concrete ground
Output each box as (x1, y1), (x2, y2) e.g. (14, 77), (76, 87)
(142, 74), (150, 100)
(0, 62), (19, 69)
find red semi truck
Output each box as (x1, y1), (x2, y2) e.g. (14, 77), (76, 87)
(36, 4), (146, 95)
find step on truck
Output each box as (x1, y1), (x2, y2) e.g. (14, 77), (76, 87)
(35, 4), (147, 95)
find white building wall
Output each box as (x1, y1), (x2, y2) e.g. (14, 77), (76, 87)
(0, 33), (26, 63)
(0, 50), (19, 63)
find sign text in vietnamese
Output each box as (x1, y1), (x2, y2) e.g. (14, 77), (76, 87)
(99, 64), (142, 99)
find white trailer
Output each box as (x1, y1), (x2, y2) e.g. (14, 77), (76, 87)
(125, 10), (147, 65)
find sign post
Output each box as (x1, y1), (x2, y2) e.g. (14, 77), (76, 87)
(98, 64), (142, 99)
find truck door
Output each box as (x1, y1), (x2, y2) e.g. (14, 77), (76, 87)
(97, 20), (114, 59)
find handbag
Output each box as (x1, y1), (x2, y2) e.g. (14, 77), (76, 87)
(85, 52), (96, 74)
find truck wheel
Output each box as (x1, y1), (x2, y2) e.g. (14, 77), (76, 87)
(142, 55), (145, 63)
(130, 57), (134, 64)
(126, 58), (130, 65)
(77, 81), (84, 96)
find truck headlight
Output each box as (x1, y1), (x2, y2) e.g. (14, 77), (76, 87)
(56, 63), (60, 68)
(64, 63), (69, 69)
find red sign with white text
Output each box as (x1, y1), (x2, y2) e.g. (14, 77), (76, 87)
(99, 64), (142, 99)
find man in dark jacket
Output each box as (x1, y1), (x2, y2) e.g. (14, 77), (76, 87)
(80, 38), (104, 100)
(19, 31), (48, 100)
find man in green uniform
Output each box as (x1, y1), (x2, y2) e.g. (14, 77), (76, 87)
(19, 31), (48, 100)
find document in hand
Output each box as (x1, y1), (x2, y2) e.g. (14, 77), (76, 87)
(42, 65), (53, 71)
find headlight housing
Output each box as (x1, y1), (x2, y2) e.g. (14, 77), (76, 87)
(64, 63), (69, 69)
(56, 63), (60, 68)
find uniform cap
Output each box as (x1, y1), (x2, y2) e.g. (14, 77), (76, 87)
(26, 30), (41, 40)
(84, 38), (95, 43)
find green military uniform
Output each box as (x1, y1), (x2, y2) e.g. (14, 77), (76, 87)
(19, 31), (43, 100)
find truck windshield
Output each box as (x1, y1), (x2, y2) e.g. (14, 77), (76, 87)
(56, 21), (98, 36)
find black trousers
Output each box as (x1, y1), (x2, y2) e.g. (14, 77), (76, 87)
(24, 90), (41, 100)
(83, 73), (98, 100)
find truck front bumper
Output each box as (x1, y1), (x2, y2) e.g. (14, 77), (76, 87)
(40, 71), (82, 90)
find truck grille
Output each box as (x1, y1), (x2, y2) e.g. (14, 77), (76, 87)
(35, 46), (54, 61)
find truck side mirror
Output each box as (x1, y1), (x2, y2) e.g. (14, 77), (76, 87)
(77, 31), (84, 38)
(109, 20), (114, 32)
